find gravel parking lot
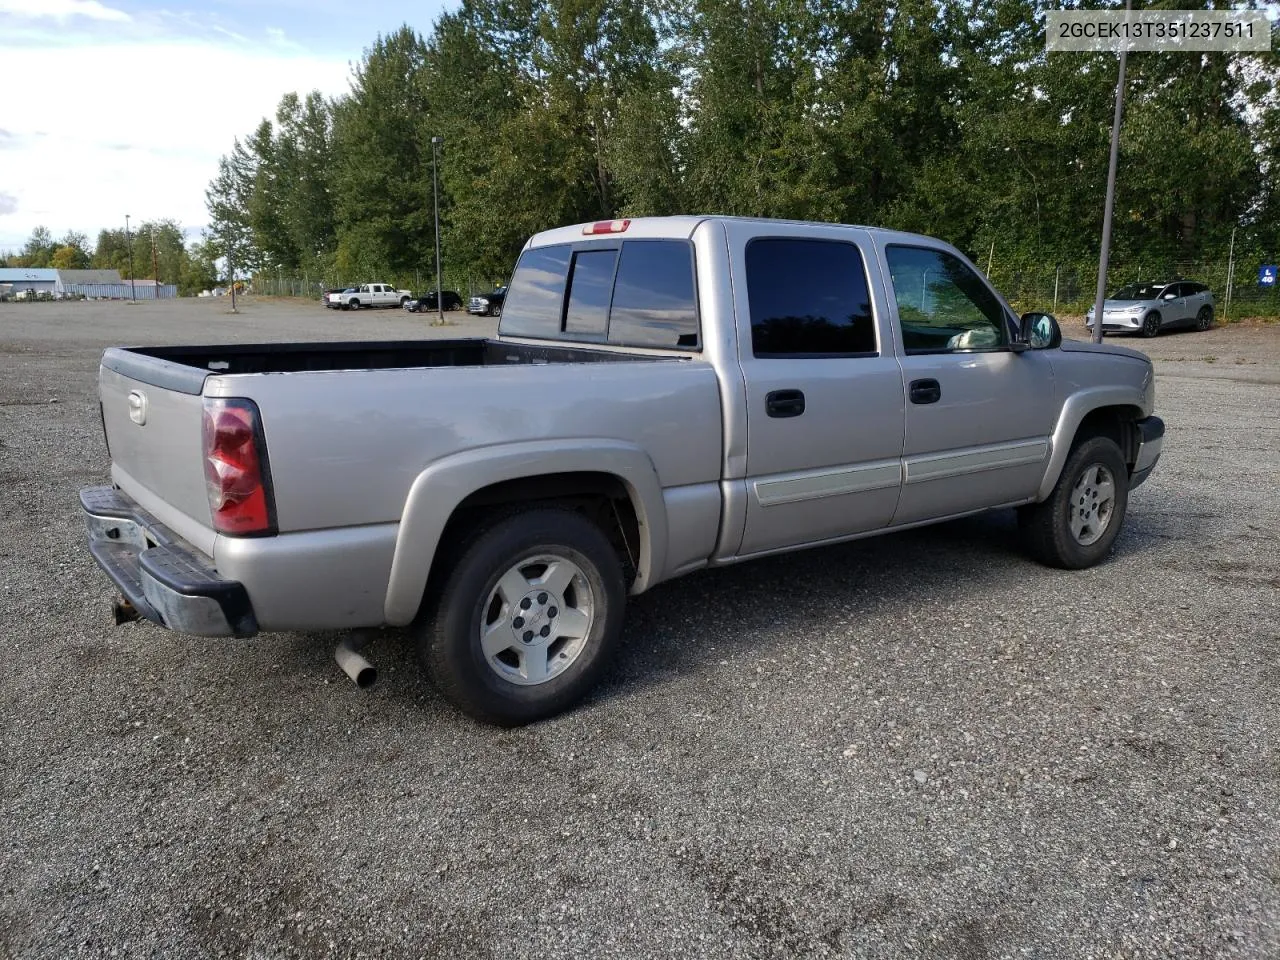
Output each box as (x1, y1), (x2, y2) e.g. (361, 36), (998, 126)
(2, 297), (1277, 959)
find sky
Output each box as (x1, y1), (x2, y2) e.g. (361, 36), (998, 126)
(0, 0), (450, 253)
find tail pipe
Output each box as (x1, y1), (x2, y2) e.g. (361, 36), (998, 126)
(113, 597), (142, 625)
(335, 631), (377, 689)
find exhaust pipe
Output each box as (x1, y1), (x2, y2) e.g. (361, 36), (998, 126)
(113, 597), (141, 625)
(335, 631), (377, 689)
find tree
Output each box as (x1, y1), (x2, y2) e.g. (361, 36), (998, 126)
(205, 137), (261, 281)
(16, 226), (56, 267)
(331, 26), (435, 277)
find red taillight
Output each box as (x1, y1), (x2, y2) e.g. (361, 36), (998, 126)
(202, 398), (275, 536)
(583, 219), (630, 235)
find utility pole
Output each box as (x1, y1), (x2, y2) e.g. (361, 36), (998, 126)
(229, 252), (237, 314)
(124, 214), (137, 303)
(431, 135), (444, 326)
(1091, 0), (1131, 344)
(150, 226), (160, 297)
(1224, 226), (1236, 322)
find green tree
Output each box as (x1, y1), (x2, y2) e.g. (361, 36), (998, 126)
(17, 226), (56, 267)
(331, 26), (434, 277)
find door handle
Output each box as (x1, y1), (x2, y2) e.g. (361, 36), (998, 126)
(909, 378), (941, 405)
(766, 389), (806, 418)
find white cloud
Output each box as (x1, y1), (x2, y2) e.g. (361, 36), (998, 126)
(0, 0), (131, 22)
(0, 38), (351, 249)
(0, 192), (17, 216)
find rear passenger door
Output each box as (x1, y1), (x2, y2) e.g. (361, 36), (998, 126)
(1175, 283), (1201, 325)
(729, 224), (906, 556)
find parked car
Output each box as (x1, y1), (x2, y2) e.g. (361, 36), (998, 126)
(467, 287), (506, 317)
(82, 215), (1163, 726)
(324, 287), (356, 309)
(325, 283), (411, 311)
(405, 290), (463, 313)
(1085, 280), (1214, 337)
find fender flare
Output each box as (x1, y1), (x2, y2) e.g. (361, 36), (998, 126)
(1036, 386), (1146, 500)
(383, 439), (668, 626)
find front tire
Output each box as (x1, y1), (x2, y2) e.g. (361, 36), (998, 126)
(1196, 306), (1213, 331)
(400, 296), (410, 308)
(1140, 312), (1161, 338)
(419, 508), (626, 726)
(349, 298), (360, 311)
(1020, 436), (1129, 569)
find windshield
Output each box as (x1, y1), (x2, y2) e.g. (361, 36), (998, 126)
(1111, 283), (1164, 301)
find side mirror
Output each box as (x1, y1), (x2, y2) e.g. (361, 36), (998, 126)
(1019, 312), (1062, 350)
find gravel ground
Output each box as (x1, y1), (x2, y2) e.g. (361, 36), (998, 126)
(1, 298), (1277, 959)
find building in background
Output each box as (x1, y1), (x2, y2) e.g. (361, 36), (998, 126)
(0, 268), (176, 300)
(0, 268), (58, 297)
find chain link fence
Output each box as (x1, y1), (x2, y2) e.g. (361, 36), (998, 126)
(987, 257), (1280, 320)
(251, 256), (1280, 320)
(251, 271), (505, 303)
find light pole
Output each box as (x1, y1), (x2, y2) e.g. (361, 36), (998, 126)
(1091, 0), (1131, 344)
(431, 135), (444, 325)
(124, 214), (136, 303)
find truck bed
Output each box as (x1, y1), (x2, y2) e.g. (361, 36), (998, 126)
(105, 338), (664, 392)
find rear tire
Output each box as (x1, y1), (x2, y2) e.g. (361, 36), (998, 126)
(1020, 436), (1129, 570)
(1140, 312), (1160, 338)
(400, 296), (410, 308)
(1196, 306), (1213, 331)
(419, 508), (626, 726)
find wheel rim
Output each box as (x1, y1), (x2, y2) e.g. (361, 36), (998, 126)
(1069, 464), (1117, 546)
(479, 553), (595, 686)
(1197, 308), (1211, 330)
(1143, 315), (1158, 336)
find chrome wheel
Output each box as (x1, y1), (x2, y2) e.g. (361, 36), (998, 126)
(1069, 464), (1116, 546)
(479, 553), (594, 686)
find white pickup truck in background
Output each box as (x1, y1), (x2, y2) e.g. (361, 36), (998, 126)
(326, 283), (412, 311)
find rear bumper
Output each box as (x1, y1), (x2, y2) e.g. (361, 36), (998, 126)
(1130, 416), (1164, 489)
(80, 485), (258, 637)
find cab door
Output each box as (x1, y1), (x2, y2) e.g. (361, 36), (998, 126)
(1159, 283), (1188, 324)
(729, 222), (906, 557)
(877, 242), (1056, 526)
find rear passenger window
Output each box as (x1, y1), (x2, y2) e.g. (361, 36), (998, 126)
(564, 249), (617, 338)
(609, 241), (699, 348)
(499, 245), (572, 339)
(745, 239), (876, 356)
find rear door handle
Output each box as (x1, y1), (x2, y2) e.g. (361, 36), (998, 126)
(909, 378), (941, 405)
(766, 389), (806, 418)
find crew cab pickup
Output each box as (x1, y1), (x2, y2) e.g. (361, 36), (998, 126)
(83, 216), (1163, 725)
(325, 282), (411, 310)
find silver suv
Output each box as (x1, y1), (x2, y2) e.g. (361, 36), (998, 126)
(1086, 280), (1215, 337)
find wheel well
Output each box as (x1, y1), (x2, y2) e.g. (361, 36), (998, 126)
(1074, 405), (1143, 469)
(425, 472), (642, 604)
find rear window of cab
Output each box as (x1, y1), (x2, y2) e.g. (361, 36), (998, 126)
(498, 239), (699, 349)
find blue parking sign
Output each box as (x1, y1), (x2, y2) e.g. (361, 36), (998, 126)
(1261, 265), (1278, 287)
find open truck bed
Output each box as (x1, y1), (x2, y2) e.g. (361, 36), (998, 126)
(104, 338), (655, 392)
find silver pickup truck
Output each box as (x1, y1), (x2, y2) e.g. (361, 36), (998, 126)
(82, 216), (1163, 724)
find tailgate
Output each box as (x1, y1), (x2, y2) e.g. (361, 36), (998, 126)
(100, 358), (213, 533)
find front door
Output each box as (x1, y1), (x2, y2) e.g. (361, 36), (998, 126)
(879, 243), (1056, 526)
(732, 226), (905, 556)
